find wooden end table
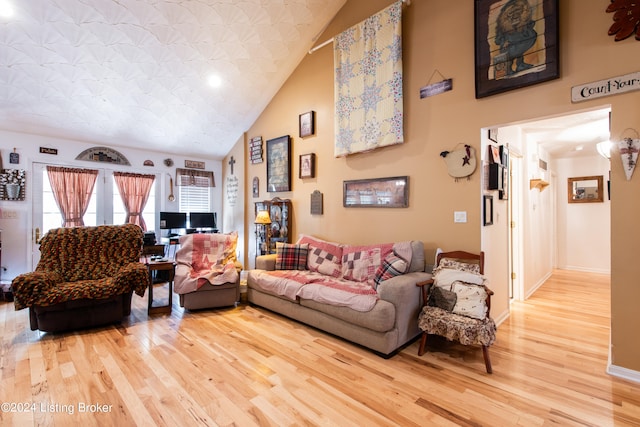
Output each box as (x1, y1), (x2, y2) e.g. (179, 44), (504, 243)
(146, 260), (175, 315)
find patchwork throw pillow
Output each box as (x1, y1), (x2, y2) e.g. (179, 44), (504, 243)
(342, 247), (382, 282)
(373, 253), (408, 288)
(428, 286), (457, 312)
(297, 234), (343, 277)
(275, 242), (309, 271)
(450, 280), (488, 320)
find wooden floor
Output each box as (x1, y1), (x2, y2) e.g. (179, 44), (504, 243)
(1, 270), (639, 426)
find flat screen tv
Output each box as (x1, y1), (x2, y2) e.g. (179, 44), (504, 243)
(189, 212), (216, 229)
(159, 212), (187, 229)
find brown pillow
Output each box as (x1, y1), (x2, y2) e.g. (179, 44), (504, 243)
(428, 286), (457, 312)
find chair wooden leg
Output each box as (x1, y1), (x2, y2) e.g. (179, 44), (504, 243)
(418, 332), (428, 356)
(482, 345), (492, 374)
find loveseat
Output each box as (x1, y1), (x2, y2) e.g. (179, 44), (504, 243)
(247, 235), (432, 357)
(12, 224), (149, 332)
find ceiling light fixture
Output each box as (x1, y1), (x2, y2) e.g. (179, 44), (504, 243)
(596, 140), (613, 160)
(0, 1), (14, 17)
(207, 74), (222, 88)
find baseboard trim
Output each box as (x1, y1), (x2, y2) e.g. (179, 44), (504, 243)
(607, 363), (640, 384)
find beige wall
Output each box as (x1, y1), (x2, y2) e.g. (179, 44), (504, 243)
(240, 0), (640, 374)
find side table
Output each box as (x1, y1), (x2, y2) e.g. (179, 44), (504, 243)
(146, 261), (175, 315)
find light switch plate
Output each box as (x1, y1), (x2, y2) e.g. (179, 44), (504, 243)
(454, 211), (467, 223)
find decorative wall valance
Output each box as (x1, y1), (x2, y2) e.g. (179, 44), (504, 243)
(175, 168), (215, 187)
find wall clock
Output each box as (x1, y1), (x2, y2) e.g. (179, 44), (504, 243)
(76, 147), (130, 165)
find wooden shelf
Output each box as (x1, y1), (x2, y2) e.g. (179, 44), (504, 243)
(530, 179), (549, 191)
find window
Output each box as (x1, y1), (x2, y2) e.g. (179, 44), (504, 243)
(176, 168), (213, 224)
(179, 185), (210, 218)
(39, 166), (157, 236)
(113, 176), (156, 231)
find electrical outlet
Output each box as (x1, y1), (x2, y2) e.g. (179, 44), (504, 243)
(454, 211), (467, 223)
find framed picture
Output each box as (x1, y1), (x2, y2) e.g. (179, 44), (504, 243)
(185, 160), (205, 169)
(474, 0), (559, 98)
(483, 194), (494, 226)
(252, 176), (259, 198)
(343, 176), (408, 208)
(266, 135), (291, 192)
(488, 128), (498, 142)
(299, 153), (315, 179)
(299, 111), (315, 138)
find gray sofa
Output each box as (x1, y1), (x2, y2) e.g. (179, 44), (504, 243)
(247, 240), (432, 357)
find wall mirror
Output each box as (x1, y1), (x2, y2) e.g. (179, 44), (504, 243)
(567, 175), (603, 203)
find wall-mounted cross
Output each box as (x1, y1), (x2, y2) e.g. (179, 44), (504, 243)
(228, 156), (236, 175)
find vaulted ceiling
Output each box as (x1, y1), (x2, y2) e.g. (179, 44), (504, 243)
(0, 0), (346, 159)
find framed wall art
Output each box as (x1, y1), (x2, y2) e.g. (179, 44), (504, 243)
(299, 153), (315, 179)
(474, 0), (559, 98)
(266, 135), (291, 192)
(483, 194), (494, 226)
(299, 111), (315, 138)
(343, 176), (408, 208)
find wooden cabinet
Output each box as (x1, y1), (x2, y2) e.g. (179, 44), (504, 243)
(255, 197), (291, 255)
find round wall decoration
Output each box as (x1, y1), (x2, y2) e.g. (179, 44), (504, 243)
(164, 158), (174, 167)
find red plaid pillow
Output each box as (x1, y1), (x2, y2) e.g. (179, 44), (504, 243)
(275, 243), (309, 270)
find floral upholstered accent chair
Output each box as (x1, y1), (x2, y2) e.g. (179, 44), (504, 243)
(416, 251), (497, 373)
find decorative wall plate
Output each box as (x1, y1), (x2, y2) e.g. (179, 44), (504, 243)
(164, 158), (174, 167)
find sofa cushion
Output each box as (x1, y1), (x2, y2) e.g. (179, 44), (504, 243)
(299, 298), (395, 333)
(297, 235), (343, 277)
(373, 253), (408, 288)
(275, 242), (309, 270)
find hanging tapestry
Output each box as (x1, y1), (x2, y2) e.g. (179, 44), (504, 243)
(334, 1), (403, 157)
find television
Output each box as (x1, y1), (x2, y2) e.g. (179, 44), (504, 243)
(159, 212), (187, 230)
(189, 212), (217, 229)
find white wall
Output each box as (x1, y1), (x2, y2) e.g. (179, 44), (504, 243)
(0, 130), (222, 281)
(554, 155), (611, 273)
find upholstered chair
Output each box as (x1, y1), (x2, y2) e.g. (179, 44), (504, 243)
(416, 251), (497, 373)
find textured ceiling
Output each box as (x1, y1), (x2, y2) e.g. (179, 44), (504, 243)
(0, 0), (346, 159)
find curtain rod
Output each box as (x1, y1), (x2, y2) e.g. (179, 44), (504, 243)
(308, 0), (410, 55)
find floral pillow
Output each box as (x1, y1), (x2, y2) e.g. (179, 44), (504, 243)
(436, 257), (481, 274)
(450, 281), (488, 319)
(275, 242), (309, 270)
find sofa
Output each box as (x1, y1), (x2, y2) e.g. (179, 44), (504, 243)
(247, 235), (432, 357)
(12, 224), (150, 332)
(174, 232), (242, 310)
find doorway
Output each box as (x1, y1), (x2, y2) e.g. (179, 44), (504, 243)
(483, 106), (612, 306)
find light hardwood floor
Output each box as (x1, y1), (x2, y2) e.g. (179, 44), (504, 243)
(1, 270), (639, 426)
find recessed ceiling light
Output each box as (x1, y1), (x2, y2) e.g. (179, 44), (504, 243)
(207, 74), (222, 88)
(0, 1), (14, 17)
(575, 145), (584, 151)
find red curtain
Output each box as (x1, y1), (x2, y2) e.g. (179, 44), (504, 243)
(46, 166), (98, 227)
(113, 172), (155, 231)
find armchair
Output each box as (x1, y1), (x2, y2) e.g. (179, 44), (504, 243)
(12, 224), (149, 332)
(416, 251), (496, 373)
(174, 232), (241, 310)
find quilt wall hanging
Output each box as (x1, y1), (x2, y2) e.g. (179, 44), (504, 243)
(334, 1), (403, 157)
